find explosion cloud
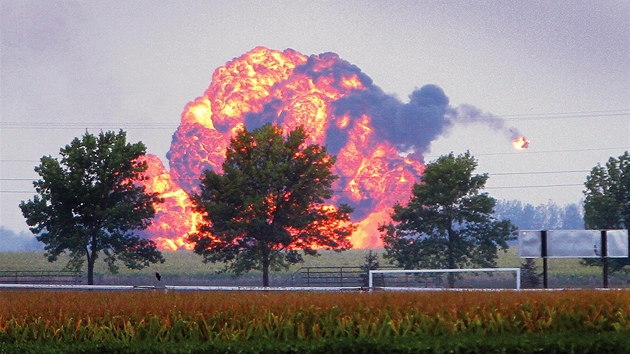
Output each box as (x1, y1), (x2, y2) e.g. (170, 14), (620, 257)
(139, 47), (527, 250)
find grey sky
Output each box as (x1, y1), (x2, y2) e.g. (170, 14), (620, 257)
(1, 0), (629, 235)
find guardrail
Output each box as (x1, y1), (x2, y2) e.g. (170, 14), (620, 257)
(0, 284), (365, 291)
(299, 266), (366, 287)
(0, 270), (82, 285)
(298, 266), (400, 287)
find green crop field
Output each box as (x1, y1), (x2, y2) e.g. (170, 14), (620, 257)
(0, 249), (383, 286)
(0, 249), (374, 276)
(0, 247), (622, 289)
(0, 249), (376, 274)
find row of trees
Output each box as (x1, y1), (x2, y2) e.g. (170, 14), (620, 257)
(19, 127), (355, 286)
(18, 127), (630, 286)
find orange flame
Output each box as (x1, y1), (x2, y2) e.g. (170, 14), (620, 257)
(140, 47), (430, 249)
(512, 136), (530, 150)
(137, 155), (200, 250)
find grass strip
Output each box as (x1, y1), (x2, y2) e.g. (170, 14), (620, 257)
(2, 331), (630, 354)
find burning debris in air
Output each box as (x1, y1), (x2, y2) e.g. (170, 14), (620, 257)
(512, 136), (530, 150)
(139, 47), (527, 250)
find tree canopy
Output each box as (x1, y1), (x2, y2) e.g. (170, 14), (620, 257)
(584, 151), (629, 230)
(380, 151), (516, 287)
(19, 130), (164, 284)
(582, 151), (630, 273)
(188, 124), (355, 286)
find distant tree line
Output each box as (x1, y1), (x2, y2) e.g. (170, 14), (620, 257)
(0, 227), (43, 252)
(493, 200), (584, 232)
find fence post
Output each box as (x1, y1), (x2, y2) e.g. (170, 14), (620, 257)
(541, 230), (548, 289)
(602, 230), (609, 289)
(306, 268), (310, 287)
(340, 267), (343, 287)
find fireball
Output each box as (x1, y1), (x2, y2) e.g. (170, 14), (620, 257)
(138, 47), (524, 249)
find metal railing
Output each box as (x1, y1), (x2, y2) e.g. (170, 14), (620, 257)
(297, 266), (399, 287)
(0, 270), (82, 285)
(300, 266), (366, 287)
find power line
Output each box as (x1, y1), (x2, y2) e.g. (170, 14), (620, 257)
(0, 169), (595, 182)
(3, 145), (628, 166)
(1, 183), (588, 195)
(1, 109), (627, 129)
(495, 109), (630, 121)
(489, 170), (590, 176)
(0, 122), (179, 130)
(485, 184), (584, 189)
(425, 146), (629, 159)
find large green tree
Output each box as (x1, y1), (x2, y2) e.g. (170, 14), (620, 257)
(582, 151), (630, 273)
(189, 124), (355, 286)
(380, 152), (516, 287)
(19, 130), (165, 284)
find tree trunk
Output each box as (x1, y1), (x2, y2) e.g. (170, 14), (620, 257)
(262, 247), (270, 287)
(447, 220), (456, 288)
(262, 258), (270, 287)
(87, 253), (95, 285)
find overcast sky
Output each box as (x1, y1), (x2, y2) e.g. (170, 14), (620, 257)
(1, 0), (629, 235)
